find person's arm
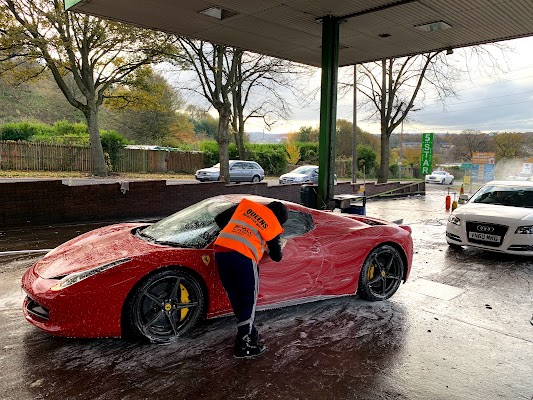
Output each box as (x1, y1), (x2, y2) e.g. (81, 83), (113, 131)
(215, 205), (238, 228)
(266, 234), (283, 262)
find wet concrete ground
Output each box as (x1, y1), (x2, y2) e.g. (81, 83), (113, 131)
(1, 186), (532, 400)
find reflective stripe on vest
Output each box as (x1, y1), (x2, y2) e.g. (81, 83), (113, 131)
(214, 198), (283, 262)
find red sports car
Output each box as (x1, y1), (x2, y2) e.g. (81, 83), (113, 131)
(22, 194), (413, 344)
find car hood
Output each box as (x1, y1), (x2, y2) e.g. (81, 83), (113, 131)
(281, 172), (309, 179)
(34, 223), (152, 279)
(197, 167), (219, 173)
(454, 203), (533, 222)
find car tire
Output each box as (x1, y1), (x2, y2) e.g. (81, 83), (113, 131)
(357, 244), (404, 301)
(251, 175), (261, 183)
(125, 269), (205, 344)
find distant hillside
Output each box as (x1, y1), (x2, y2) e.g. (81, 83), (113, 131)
(247, 131), (288, 143)
(0, 74), (129, 132)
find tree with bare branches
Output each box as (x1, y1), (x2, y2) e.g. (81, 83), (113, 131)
(231, 53), (307, 159)
(174, 39), (309, 180)
(346, 45), (507, 182)
(0, 0), (179, 176)
(175, 39), (240, 182)
(450, 129), (494, 161)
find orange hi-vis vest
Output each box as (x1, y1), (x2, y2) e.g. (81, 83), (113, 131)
(214, 198), (284, 263)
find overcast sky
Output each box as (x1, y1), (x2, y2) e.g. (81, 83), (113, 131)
(244, 35), (533, 136)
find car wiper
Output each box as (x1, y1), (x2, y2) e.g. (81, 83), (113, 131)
(136, 229), (156, 241)
(154, 240), (194, 249)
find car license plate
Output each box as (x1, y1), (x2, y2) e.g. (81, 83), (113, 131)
(468, 231), (500, 243)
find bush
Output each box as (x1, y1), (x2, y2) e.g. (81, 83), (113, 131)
(297, 142), (319, 164)
(198, 141), (219, 166)
(100, 129), (130, 170)
(0, 121), (51, 141)
(194, 141), (287, 175)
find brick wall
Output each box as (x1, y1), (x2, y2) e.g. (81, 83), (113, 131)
(0, 180), (417, 228)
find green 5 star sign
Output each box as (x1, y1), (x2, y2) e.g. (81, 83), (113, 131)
(65, 0), (83, 9)
(420, 133), (434, 176)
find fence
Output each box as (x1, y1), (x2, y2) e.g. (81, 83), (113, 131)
(0, 141), (205, 174)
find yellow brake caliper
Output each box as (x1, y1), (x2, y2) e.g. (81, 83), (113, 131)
(368, 263), (375, 280)
(180, 284), (190, 319)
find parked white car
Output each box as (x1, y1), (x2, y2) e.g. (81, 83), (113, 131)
(425, 170), (454, 184)
(446, 180), (533, 255)
(279, 165), (337, 185)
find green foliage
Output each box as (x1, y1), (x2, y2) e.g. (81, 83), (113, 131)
(100, 129), (130, 171)
(0, 121), (51, 141)
(297, 142), (319, 163)
(198, 141), (220, 166)
(389, 163), (399, 177)
(357, 144), (377, 172)
(194, 141), (286, 174)
(247, 144), (287, 175)
(295, 126), (319, 142)
(192, 114), (218, 139)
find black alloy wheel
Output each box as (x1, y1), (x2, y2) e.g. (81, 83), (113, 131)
(357, 245), (404, 301)
(127, 269), (204, 344)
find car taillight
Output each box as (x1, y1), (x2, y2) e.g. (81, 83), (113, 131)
(399, 225), (412, 234)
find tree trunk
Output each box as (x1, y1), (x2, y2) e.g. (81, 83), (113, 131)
(378, 127), (390, 183)
(236, 115), (246, 159)
(85, 106), (108, 177)
(217, 106), (231, 183)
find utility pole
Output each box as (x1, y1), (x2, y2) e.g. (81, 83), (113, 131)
(352, 64), (357, 183)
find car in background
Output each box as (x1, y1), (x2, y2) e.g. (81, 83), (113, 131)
(446, 180), (533, 255)
(279, 165), (337, 185)
(425, 170), (454, 184)
(505, 172), (531, 181)
(21, 194), (413, 344)
(195, 160), (264, 183)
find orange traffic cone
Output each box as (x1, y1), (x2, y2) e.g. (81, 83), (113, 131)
(460, 184), (464, 195)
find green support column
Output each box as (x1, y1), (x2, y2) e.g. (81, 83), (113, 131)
(317, 16), (340, 210)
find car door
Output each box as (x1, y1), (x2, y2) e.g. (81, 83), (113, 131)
(243, 162), (255, 181)
(230, 162), (245, 182)
(257, 210), (326, 305)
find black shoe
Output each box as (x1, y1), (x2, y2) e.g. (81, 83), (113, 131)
(234, 338), (266, 359)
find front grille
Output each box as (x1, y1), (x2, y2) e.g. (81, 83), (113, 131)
(26, 297), (49, 320)
(465, 221), (508, 247)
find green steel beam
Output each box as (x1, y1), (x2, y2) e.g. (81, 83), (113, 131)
(317, 16), (340, 210)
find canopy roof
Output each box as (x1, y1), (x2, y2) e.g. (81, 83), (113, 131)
(66, 0), (533, 67)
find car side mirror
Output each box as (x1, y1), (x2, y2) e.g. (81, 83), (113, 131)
(458, 194), (469, 204)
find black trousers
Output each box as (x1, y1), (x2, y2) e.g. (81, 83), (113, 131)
(215, 250), (259, 340)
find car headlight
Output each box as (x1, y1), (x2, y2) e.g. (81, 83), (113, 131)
(50, 258), (131, 291)
(515, 226), (533, 234)
(448, 215), (461, 226)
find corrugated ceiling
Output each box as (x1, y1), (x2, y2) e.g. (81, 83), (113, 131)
(68, 0), (533, 66)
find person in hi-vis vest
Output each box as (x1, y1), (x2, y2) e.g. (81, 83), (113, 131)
(214, 198), (288, 359)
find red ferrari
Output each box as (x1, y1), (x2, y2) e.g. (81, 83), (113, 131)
(22, 194), (413, 344)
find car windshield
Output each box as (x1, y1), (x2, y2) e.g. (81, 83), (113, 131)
(292, 166), (316, 174)
(470, 185), (533, 208)
(432, 171), (446, 175)
(139, 198), (235, 248)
